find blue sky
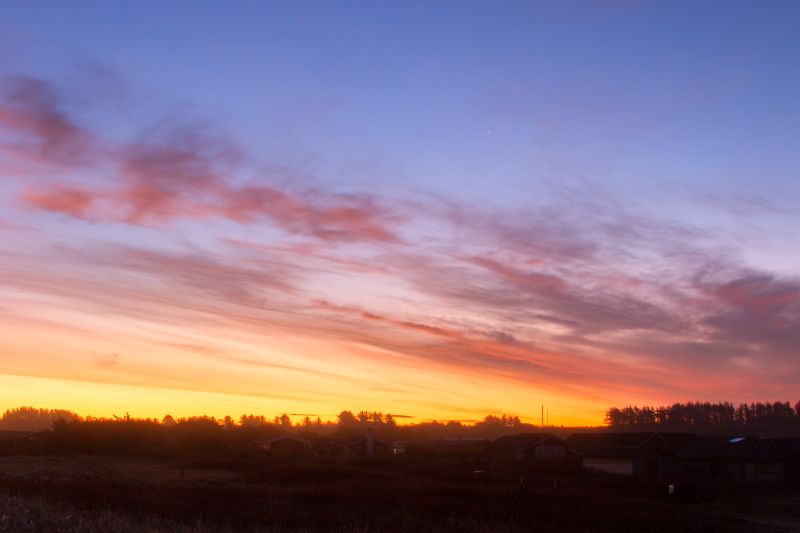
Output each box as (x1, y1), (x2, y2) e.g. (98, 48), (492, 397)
(6, 1), (799, 205)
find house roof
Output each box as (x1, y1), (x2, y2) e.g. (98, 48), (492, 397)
(567, 432), (696, 453)
(582, 446), (675, 459)
(489, 433), (566, 457)
(0, 430), (36, 441)
(426, 438), (489, 448)
(743, 439), (800, 461)
(582, 447), (638, 459)
(310, 438), (346, 449)
(677, 437), (800, 462)
(309, 437), (388, 450)
(256, 435), (309, 444)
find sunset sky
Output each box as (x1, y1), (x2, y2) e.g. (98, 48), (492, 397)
(1, 2), (799, 426)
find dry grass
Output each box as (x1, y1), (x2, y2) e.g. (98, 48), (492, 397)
(0, 454), (774, 532)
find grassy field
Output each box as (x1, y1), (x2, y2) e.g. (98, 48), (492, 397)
(0, 454), (796, 532)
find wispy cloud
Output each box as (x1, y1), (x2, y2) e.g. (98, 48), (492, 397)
(2, 75), (402, 243)
(1, 67), (799, 422)
(0, 75), (93, 167)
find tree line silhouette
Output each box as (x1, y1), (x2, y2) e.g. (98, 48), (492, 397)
(0, 407), (531, 454)
(605, 401), (800, 427)
(0, 407), (81, 430)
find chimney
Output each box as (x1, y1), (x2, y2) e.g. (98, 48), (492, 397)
(366, 427), (374, 456)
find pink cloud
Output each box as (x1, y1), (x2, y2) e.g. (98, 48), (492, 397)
(0, 76), (93, 167)
(223, 186), (401, 242)
(2, 75), (401, 243)
(21, 186), (97, 219)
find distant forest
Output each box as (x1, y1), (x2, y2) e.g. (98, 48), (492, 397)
(605, 401), (800, 427)
(0, 407), (524, 434)
(5, 401), (800, 452)
(0, 407), (534, 452)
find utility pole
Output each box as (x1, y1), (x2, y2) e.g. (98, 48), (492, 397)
(540, 405), (546, 459)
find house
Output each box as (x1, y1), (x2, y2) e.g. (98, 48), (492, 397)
(676, 436), (800, 483)
(311, 438), (391, 457)
(567, 432), (697, 455)
(581, 446), (678, 476)
(0, 430), (37, 450)
(338, 437), (391, 456)
(0, 430), (36, 442)
(567, 432), (696, 477)
(424, 438), (489, 455)
(392, 441), (407, 456)
(489, 433), (571, 461)
(428, 438), (488, 449)
(253, 435), (310, 452)
(311, 429), (390, 457)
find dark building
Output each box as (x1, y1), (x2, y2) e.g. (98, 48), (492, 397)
(567, 432), (696, 477)
(0, 430), (37, 451)
(253, 435), (310, 452)
(311, 429), (390, 457)
(0, 430), (35, 442)
(387, 438), (488, 458)
(489, 433), (572, 461)
(677, 436), (800, 483)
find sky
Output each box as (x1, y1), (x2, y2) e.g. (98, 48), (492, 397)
(0, 1), (799, 426)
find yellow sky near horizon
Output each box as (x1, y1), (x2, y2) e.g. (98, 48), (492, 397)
(0, 372), (608, 426)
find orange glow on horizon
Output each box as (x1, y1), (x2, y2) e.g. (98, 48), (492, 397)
(0, 373), (607, 427)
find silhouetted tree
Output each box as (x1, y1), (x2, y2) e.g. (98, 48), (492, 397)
(606, 400), (800, 427)
(276, 413), (292, 429)
(0, 407), (80, 430)
(337, 411), (358, 428)
(239, 414), (270, 428)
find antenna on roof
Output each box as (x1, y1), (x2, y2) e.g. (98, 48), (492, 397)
(541, 405), (544, 429)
